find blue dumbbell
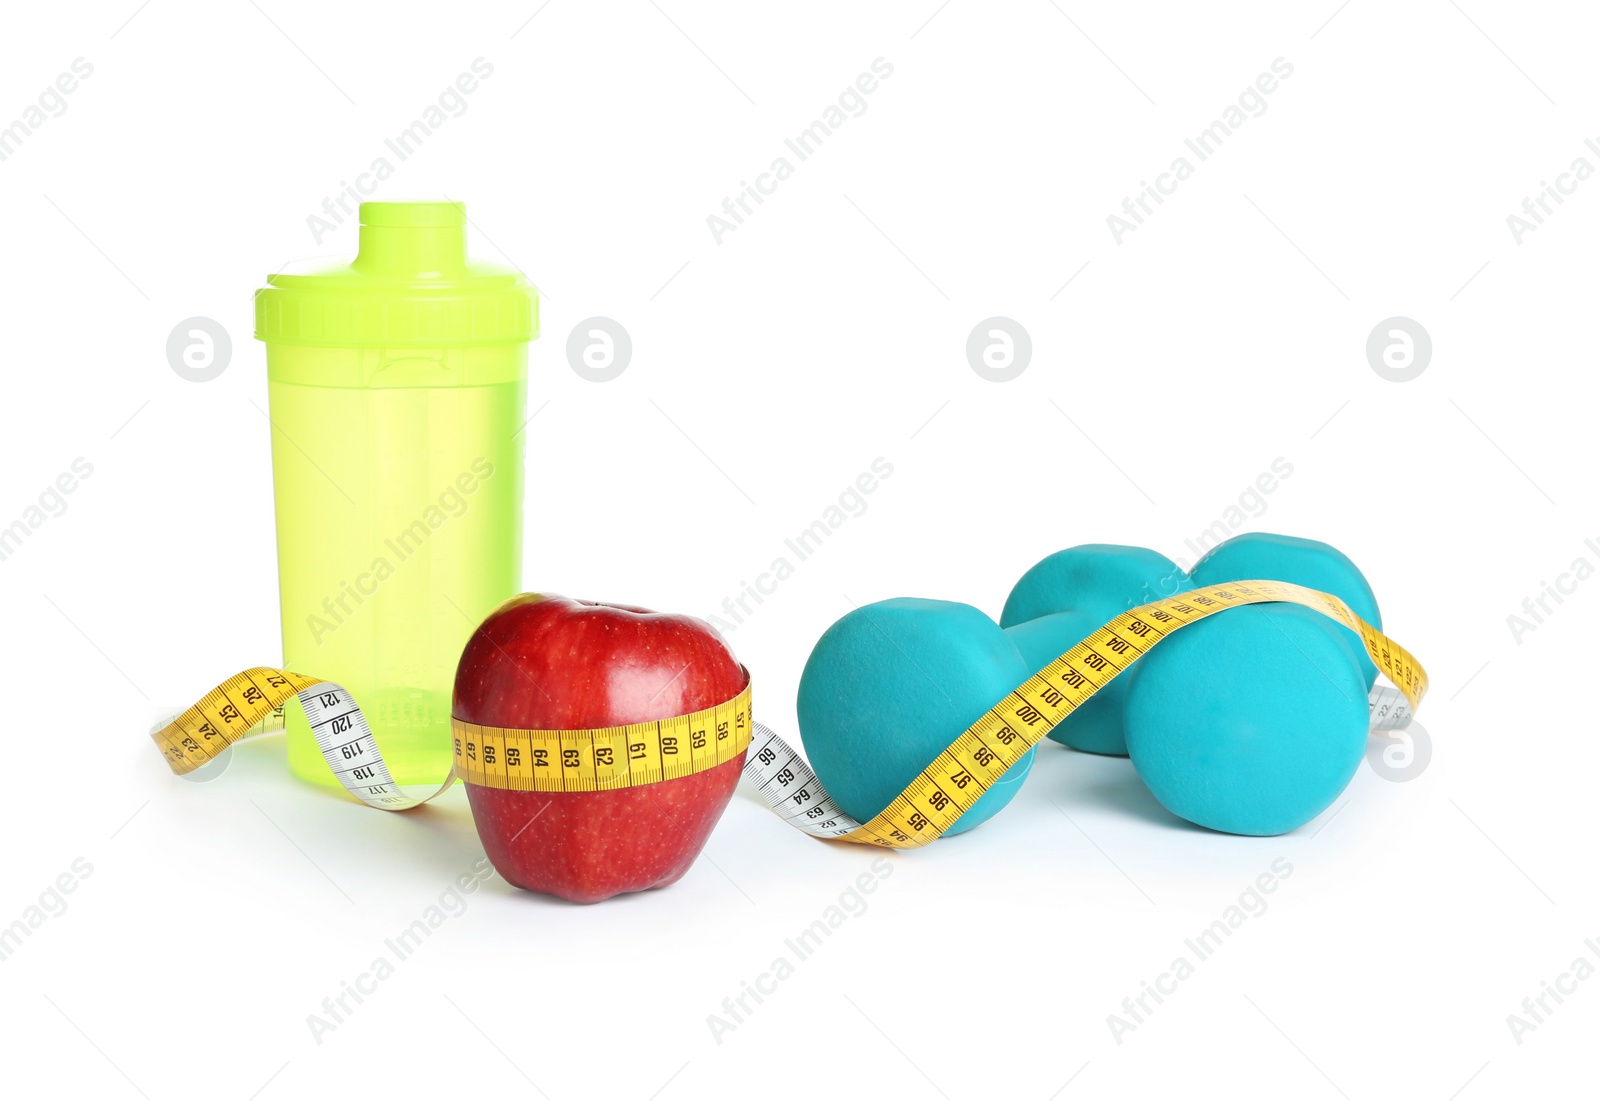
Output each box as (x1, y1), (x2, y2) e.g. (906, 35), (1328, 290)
(797, 598), (1036, 837)
(1123, 601), (1370, 835)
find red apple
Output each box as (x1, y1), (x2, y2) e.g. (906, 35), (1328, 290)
(453, 593), (748, 904)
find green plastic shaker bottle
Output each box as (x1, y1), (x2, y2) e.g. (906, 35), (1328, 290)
(254, 201), (536, 788)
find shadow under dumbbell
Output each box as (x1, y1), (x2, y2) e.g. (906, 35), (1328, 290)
(1047, 745), (1205, 833)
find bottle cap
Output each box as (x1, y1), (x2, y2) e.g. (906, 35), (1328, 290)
(254, 201), (537, 347)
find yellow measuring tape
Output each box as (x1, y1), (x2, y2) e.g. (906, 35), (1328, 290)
(740, 579), (1428, 848)
(154, 667), (321, 776)
(150, 580), (1424, 847)
(451, 682), (753, 791)
(150, 668), (752, 809)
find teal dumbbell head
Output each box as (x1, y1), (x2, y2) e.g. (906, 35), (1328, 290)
(1124, 603), (1370, 835)
(797, 598), (1036, 836)
(1000, 545), (1189, 755)
(1191, 532), (1382, 687)
(1001, 544), (1190, 627)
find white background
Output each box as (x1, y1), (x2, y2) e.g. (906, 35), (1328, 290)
(0, 2), (1593, 1098)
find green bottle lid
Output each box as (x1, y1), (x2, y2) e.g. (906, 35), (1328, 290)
(255, 201), (537, 347)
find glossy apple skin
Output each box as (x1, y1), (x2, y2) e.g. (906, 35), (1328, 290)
(453, 594), (747, 904)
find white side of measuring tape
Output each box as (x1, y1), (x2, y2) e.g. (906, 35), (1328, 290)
(297, 682), (453, 810)
(743, 722), (865, 838)
(1366, 684), (1413, 731)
